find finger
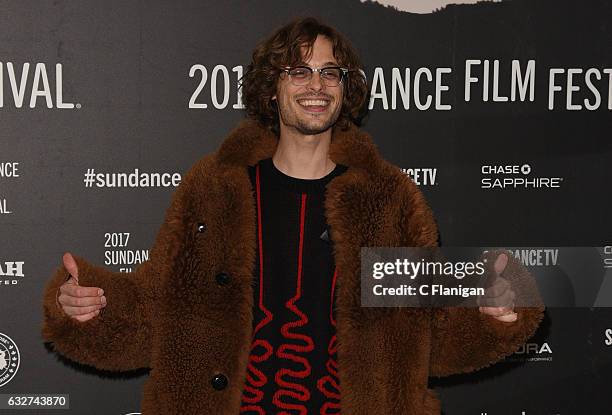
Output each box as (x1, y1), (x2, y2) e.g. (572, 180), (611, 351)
(493, 252), (508, 276)
(58, 293), (106, 307)
(493, 312), (518, 322)
(71, 309), (100, 322)
(63, 252), (79, 283)
(479, 305), (515, 316)
(60, 283), (104, 297)
(63, 304), (105, 316)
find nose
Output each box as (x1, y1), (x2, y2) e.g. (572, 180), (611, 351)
(306, 70), (324, 91)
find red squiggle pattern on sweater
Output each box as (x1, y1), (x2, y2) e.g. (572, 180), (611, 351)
(272, 193), (315, 415)
(316, 266), (341, 414)
(240, 164), (274, 414)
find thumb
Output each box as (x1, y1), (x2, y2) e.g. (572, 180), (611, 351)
(493, 251), (509, 276)
(482, 249), (509, 288)
(63, 252), (79, 284)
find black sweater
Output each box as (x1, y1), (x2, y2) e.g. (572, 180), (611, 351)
(239, 157), (348, 414)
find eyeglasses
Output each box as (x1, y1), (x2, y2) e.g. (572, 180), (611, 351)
(279, 65), (349, 87)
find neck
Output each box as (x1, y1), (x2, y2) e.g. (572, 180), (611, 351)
(272, 123), (337, 179)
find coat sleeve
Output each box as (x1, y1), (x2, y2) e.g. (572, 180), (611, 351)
(41, 163), (196, 372)
(397, 173), (546, 378)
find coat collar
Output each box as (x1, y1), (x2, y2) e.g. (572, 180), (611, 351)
(216, 117), (385, 174)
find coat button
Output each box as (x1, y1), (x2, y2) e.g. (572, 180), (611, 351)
(196, 222), (206, 233)
(211, 373), (228, 390)
(215, 272), (231, 286)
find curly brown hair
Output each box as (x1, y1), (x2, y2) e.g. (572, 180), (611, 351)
(239, 16), (369, 136)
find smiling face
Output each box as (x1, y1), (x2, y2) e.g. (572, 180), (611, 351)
(272, 35), (344, 136)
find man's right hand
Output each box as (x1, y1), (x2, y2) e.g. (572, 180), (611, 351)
(57, 252), (107, 322)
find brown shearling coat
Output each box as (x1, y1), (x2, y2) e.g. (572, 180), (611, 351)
(41, 118), (545, 414)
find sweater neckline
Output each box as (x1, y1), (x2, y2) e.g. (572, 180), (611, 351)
(259, 157), (348, 194)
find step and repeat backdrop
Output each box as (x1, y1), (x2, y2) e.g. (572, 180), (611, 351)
(1, 0), (611, 414)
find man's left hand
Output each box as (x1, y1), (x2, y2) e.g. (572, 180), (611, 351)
(477, 252), (518, 322)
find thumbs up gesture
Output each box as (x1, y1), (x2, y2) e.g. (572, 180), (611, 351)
(56, 252), (107, 322)
(477, 252), (518, 322)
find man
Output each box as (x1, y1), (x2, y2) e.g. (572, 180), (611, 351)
(43, 17), (544, 414)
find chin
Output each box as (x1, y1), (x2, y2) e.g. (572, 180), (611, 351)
(296, 119), (336, 135)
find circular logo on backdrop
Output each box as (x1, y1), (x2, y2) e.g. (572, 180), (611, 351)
(0, 333), (20, 387)
(521, 164), (531, 175)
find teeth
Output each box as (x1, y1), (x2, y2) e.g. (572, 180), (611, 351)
(298, 99), (329, 107)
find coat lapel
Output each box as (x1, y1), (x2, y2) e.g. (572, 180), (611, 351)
(214, 118), (391, 318)
(214, 119), (388, 231)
